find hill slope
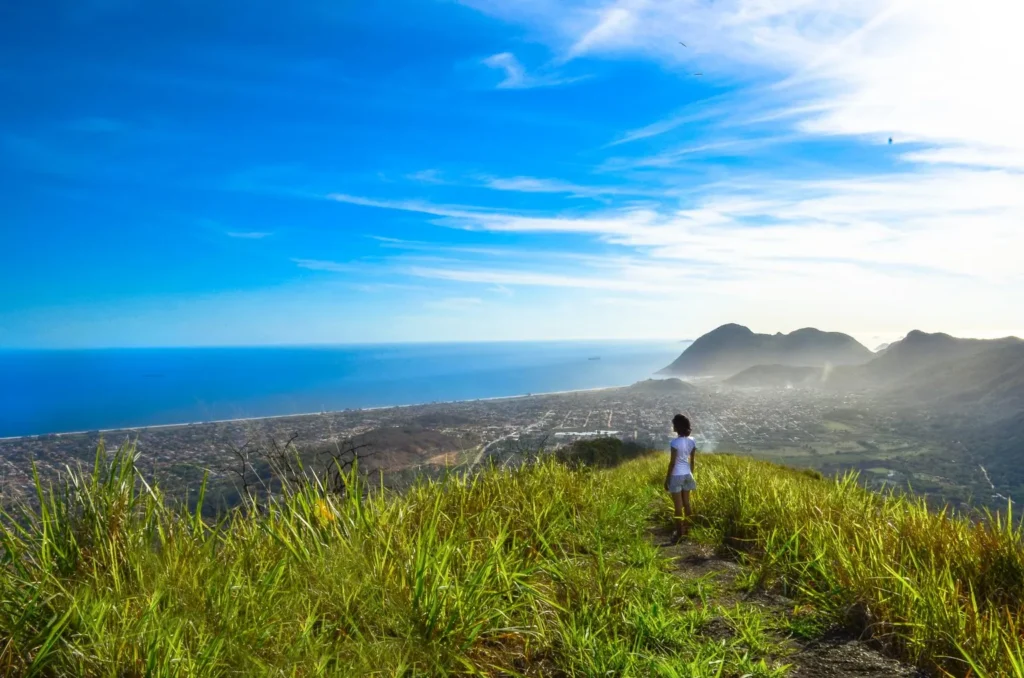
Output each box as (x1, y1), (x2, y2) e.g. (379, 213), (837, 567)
(977, 411), (1024, 494)
(660, 324), (872, 377)
(886, 342), (1024, 418)
(831, 331), (1023, 390)
(724, 364), (823, 388)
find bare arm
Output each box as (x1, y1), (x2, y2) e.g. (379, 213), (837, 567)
(665, 445), (677, 488)
(689, 446), (696, 472)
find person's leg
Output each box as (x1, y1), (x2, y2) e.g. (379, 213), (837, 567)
(680, 490), (692, 534)
(671, 490), (686, 539)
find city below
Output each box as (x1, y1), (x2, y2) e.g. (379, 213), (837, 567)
(0, 378), (993, 511)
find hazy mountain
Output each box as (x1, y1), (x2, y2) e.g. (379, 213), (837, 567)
(873, 331), (1020, 377)
(627, 378), (696, 394)
(724, 365), (823, 388)
(887, 342), (1024, 420)
(831, 331), (1023, 389)
(659, 324), (872, 377)
(874, 343), (892, 353)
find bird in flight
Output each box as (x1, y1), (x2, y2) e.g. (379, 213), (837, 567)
(679, 41), (687, 47)
(888, 137), (893, 144)
(693, 72), (703, 76)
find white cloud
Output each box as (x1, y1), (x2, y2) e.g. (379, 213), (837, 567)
(610, 98), (731, 145)
(394, 171), (676, 199)
(900, 146), (1024, 171)
(480, 174), (656, 198)
(483, 52), (528, 88)
(565, 5), (637, 60)
(404, 264), (682, 293)
(484, 175), (586, 193)
(467, 0), (1024, 169)
(331, 163), (1024, 287)
(292, 258), (355, 273)
(309, 177), (1024, 337)
(406, 169), (447, 184)
(439, 0), (1024, 339)
(226, 231), (272, 239)
(603, 137), (792, 170)
(327, 192), (478, 218)
(481, 51), (585, 89)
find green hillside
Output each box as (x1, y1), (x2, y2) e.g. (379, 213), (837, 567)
(1, 443), (1023, 676)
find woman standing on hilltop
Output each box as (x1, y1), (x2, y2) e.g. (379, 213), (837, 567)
(665, 414), (697, 543)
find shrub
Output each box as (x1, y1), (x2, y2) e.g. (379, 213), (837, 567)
(555, 437), (654, 468)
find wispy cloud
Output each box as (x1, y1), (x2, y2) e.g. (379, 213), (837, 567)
(405, 265), (669, 293)
(606, 89), (809, 148)
(899, 147), (1024, 171)
(480, 174), (653, 198)
(601, 137), (793, 171)
(327, 165), (1024, 285)
(395, 171), (685, 200)
(327, 193), (477, 218)
(564, 6), (636, 61)
(307, 158), (1023, 337)
(425, 296), (484, 311)
(226, 231), (272, 239)
(610, 105), (725, 146)
(484, 175), (586, 193)
(292, 258), (356, 273)
(354, 282), (426, 293)
(442, 0), (1024, 337)
(467, 0), (1024, 172)
(368, 235), (646, 267)
(482, 52), (585, 89)
(406, 169), (447, 184)
(489, 284), (515, 297)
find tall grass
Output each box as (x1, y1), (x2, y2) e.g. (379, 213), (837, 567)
(3, 442), (1023, 676)
(0, 442), (787, 676)
(664, 454), (1024, 677)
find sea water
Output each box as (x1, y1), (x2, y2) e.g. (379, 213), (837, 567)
(0, 340), (688, 437)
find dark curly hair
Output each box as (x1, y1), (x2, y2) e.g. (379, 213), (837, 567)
(672, 414), (691, 436)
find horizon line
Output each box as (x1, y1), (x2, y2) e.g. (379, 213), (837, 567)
(0, 337), (693, 351)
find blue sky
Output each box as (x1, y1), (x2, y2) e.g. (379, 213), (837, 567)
(2, 0), (1022, 348)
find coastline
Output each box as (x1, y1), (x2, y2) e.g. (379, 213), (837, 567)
(0, 384), (626, 442)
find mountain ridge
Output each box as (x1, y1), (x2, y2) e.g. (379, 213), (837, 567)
(830, 331), (1024, 390)
(883, 341), (1024, 419)
(659, 323), (872, 377)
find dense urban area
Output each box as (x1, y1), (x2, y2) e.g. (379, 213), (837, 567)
(0, 379), (998, 511)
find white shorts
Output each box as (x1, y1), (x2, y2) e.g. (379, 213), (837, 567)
(667, 474), (697, 493)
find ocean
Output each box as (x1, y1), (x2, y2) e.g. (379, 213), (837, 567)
(0, 340), (688, 438)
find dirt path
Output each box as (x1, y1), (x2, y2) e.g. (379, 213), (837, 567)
(651, 523), (927, 678)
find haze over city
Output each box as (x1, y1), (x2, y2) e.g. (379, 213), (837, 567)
(2, 0), (1022, 348)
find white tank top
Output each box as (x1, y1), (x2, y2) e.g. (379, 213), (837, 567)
(670, 436), (695, 476)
